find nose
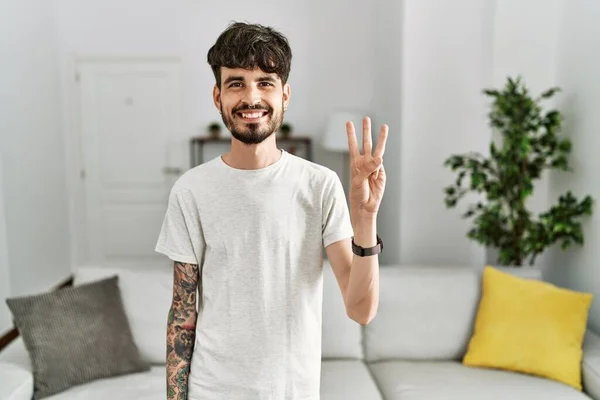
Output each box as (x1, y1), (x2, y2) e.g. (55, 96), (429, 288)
(241, 84), (261, 106)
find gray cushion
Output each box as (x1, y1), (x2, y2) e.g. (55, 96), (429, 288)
(364, 265), (481, 362)
(6, 275), (150, 399)
(320, 360), (383, 400)
(368, 360), (591, 400)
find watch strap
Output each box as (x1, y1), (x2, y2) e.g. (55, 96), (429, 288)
(351, 235), (384, 257)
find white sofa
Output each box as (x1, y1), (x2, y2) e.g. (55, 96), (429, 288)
(2, 262), (600, 400)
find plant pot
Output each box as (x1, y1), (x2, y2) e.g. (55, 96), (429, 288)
(209, 129), (220, 139)
(279, 123), (292, 139)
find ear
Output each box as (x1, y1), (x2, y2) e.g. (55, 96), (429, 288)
(282, 83), (291, 111)
(213, 84), (221, 112)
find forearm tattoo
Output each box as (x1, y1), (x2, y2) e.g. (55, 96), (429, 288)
(167, 262), (199, 400)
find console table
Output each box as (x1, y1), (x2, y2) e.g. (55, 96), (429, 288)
(189, 136), (313, 167)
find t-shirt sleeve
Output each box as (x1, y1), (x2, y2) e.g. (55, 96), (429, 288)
(155, 183), (205, 266)
(322, 170), (355, 248)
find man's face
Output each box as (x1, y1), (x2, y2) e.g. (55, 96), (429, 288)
(213, 67), (290, 145)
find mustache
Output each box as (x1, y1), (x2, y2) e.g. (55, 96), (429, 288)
(233, 104), (271, 113)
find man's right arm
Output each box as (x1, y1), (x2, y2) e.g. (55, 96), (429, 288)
(166, 261), (199, 400)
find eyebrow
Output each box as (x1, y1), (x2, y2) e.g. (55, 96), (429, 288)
(257, 76), (277, 83)
(223, 75), (277, 85)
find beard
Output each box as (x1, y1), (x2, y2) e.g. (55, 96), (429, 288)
(221, 101), (284, 145)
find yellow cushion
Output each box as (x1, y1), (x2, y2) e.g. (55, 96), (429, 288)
(463, 266), (593, 390)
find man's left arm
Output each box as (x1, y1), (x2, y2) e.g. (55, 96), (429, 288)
(326, 116), (387, 326)
(326, 216), (379, 325)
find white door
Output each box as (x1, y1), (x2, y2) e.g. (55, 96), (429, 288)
(77, 58), (185, 267)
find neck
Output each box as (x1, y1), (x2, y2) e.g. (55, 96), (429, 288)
(221, 135), (282, 170)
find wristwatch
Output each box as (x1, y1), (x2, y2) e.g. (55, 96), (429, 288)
(351, 235), (384, 257)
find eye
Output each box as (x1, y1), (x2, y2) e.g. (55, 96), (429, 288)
(229, 82), (242, 88)
(259, 82), (274, 87)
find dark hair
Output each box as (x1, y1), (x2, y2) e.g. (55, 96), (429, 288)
(207, 22), (292, 88)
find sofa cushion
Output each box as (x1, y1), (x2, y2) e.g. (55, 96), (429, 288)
(583, 330), (600, 399)
(320, 360), (382, 400)
(42, 366), (165, 400)
(368, 360), (591, 400)
(321, 262), (363, 359)
(75, 263), (363, 363)
(463, 266), (593, 391)
(364, 265), (481, 362)
(6, 276), (150, 399)
(40, 361), (381, 400)
(73, 265), (173, 365)
(0, 337), (31, 370)
(0, 361), (33, 400)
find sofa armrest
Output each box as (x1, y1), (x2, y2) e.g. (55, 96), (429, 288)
(583, 329), (600, 399)
(0, 362), (33, 400)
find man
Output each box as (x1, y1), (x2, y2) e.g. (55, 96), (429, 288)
(155, 21), (388, 400)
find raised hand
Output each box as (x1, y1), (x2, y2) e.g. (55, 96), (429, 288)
(346, 116), (388, 218)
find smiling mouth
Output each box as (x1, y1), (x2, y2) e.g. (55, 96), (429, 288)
(236, 110), (269, 122)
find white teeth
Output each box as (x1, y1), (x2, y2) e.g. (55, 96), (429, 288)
(241, 112), (264, 118)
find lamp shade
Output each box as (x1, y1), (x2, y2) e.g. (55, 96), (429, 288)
(322, 111), (364, 152)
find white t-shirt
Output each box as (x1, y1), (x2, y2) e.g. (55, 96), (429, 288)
(155, 149), (354, 400)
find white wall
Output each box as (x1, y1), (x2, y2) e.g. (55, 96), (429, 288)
(395, 0), (587, 270)
(53, 0), (592, 271)
(488, 0), (562, 267)
(371, 0), (403, 265)
(0, 152), (11, 333)
(54, 0), (384, 265)
(2, 1), (597, 325)
(54, 0), (353, 154)
(398, 0), (494, 266)
(304, 0), (375, 189)
(0, 0), (71, 308)
(545, 0), (600, 331)
(54, 0), (517, 270)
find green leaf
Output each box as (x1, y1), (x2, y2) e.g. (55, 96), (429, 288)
(539, 87), (561, 98)
(444, 186), (456, 196)
(521, 181), (534, 200)
(483, 89), (500, 97)
(445, 198), (457, 208)
(558, 139), (572, 152)
(520, 136), (530, 153)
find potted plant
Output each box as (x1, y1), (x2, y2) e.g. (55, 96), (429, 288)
(208, 122), (221, 139)
(443, 76), (594, 270)
(279, 122), (293, 139)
